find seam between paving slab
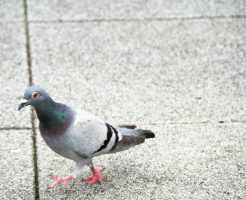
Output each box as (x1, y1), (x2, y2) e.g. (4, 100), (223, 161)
(23, 0), (40, 199)
(27, 15), (246, 24)
(5, 16), (245, 25)
(0, 127), (32, 130)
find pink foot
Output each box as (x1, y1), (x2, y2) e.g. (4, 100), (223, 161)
(49, 175), (74, 188)
(82, 168), (105, 186)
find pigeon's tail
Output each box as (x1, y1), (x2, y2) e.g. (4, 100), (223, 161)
(139, 129), (155, 138)
(117, 125), (155, 139)
(109, 125), (155, 153)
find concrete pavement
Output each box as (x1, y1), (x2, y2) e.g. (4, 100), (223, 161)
(0, 0), (245, 199)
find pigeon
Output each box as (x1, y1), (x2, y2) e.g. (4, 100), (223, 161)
(18, 86), (155, 187)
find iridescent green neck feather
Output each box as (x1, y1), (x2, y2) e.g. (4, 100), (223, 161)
(34, 101), (74, 132)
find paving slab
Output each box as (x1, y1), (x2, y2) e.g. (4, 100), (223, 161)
(0, 0), (24, 22)
(0, 130), (34, 199)
(27, 0), (246, 21)
(36, 123), (246, 199)
(0, 22), (31, 128)
(30, 18), (246, 125)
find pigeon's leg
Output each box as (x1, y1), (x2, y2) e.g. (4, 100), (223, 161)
(82, 160), (105, 185)
(49, 176), (74, 188)
(50, 159), (90, 188)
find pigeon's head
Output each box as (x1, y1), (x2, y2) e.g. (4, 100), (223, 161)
(18, 86), (53, 111)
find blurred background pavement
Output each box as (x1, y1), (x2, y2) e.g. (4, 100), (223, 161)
(0, 0), (246, 199)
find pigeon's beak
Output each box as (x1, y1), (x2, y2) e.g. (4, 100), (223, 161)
(18, 99), (29, 111)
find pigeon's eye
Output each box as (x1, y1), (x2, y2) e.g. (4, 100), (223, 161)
(32, 92), (39, 99)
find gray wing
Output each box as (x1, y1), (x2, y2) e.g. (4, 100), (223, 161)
(71, 112), (155, 158)
(71, 112), (122, 157)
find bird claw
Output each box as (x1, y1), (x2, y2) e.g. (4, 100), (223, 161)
(82, 167), (105, 186)
(49, 175), (74, 188)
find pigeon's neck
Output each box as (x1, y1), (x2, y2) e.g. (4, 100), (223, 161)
(35, 101), (74, 132)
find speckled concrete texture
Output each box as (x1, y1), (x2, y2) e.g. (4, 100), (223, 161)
(0, 130), (34, 199)
(30, 19), (246, 125)
(0, 22), (31, 128)
(0, 0), (24, 22)
(27, 0), (246, 21)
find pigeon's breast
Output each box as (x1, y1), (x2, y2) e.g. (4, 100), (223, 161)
(40, 124), (83, 161)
